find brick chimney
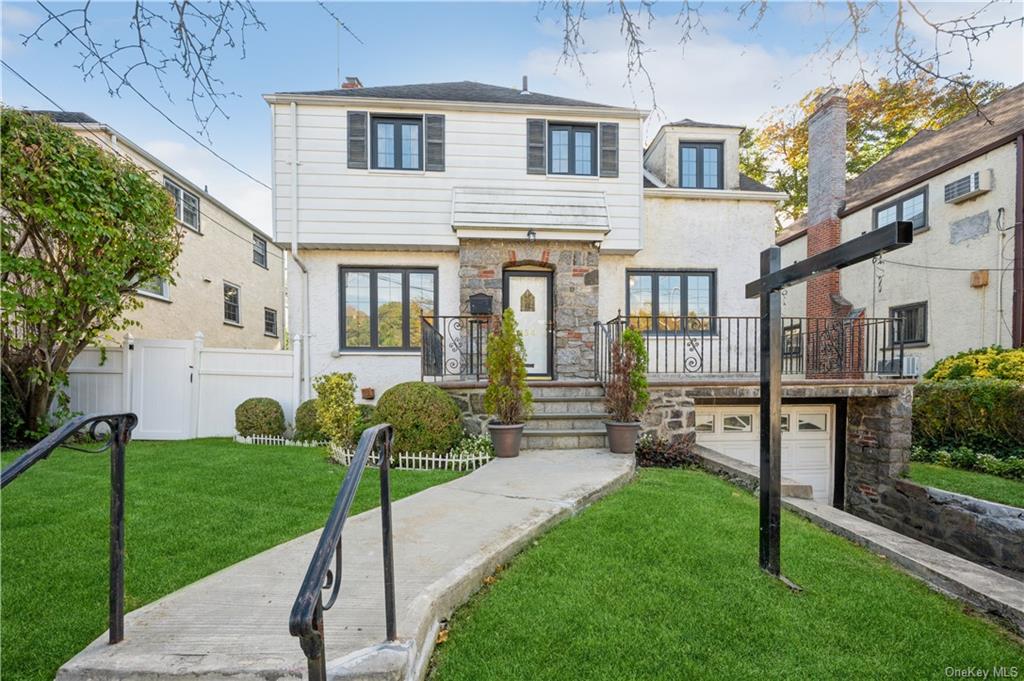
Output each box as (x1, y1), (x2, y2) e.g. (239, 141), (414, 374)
(341, 76), (363, 90)
(805, 88), (849, 319)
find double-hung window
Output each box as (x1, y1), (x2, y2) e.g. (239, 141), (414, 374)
(874, 187), (927, 231)
(164, 177), (200, 231)
(371, 117), (422, 170)
(264, 308), (278, 337)
(626, 270), (716, 333)
(890, 302), (927, 345)
(224, 282), (241, 325)
(253, 235), (268, 268)
(340, 267), (437, 350)
(548, 124), (597, 175)
(137, 276), (170, 300)
(679, 142), (723, 189)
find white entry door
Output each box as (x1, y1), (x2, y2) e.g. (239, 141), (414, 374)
(130, 339), (194, 439)
(505, 272), (551, 376)
(694, 405), (834, 503)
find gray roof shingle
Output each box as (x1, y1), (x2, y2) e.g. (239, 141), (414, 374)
(668, 118), (744, 129)
(842, 83), (1024, 214)
(277, 81), (621, 109)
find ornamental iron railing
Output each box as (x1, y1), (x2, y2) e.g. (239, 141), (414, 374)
(1, 412), (139, 644)
(420, 315), (497, 382)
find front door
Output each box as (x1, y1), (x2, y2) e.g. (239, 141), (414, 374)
(504, 271), (552, 377)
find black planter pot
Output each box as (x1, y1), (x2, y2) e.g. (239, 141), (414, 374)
(488, 422), (525, 458)
(605, 421), (641, 454)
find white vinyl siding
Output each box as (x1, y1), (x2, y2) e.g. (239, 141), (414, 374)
(272, 106), (643, 252)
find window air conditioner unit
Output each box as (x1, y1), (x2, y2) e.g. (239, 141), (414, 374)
(944, 170), (991, 204)
(876, 355), (921, 378)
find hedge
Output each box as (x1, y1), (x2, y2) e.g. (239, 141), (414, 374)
(924, 346), (1024, 382)
(293, 399), (325, 442)
(912, 378), (1024, 458)
(234, 397), (286, 437)
(374, 382), (463, 454)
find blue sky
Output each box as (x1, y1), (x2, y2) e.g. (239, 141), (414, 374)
(2, 1), (1022, 233)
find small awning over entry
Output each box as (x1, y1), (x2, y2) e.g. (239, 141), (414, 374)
(451, 187), (610, 242)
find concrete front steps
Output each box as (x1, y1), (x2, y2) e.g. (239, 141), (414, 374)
(524, 383), (607, 450)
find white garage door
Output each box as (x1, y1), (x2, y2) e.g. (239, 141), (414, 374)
(695, 405), (834, 504)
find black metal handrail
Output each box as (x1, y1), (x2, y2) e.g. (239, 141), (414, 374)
(1, 412), (138, 643)
(421, 314), (496, 382)
(289, 424), (397, 681)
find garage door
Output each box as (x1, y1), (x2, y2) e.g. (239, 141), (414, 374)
(695, 405), (834, 504)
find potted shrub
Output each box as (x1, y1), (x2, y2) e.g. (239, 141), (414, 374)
(484, 308), (533, 458)
(604, 327), (649, 454)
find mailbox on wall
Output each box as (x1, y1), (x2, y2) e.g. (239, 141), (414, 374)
(468, 293), (493, 316)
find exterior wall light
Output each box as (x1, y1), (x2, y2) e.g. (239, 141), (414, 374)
(527, 229), (537, 243)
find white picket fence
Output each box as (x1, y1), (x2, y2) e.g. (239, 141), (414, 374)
(328, 443), (492, 471)
(233, 434), (329, 448)
(63, 333), (302, 439)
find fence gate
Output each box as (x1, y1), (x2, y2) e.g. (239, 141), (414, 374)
(129, 339), (194, 439)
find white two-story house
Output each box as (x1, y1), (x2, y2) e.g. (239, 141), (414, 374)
(266, 79), (782, 396)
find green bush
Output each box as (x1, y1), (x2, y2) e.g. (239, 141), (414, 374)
(293, 399), (325, 442)
(483, 308), (533, 424)
(374, 382), (463, 454)
(924, 346), (1024, 382)
(604, 327), (649, 422)
(234, 397), (286, 437)
(313, 373), (359, 446)
(354, 404), (376, 442)
(912, 378), (1024, 458)
(911, 445), (1024, 482)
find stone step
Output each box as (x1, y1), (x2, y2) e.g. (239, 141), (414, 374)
(527, 413), (608, 431)
(527, 385), (604, 398)
(522, 428), (607, 450)
(532, 398), (607, 415)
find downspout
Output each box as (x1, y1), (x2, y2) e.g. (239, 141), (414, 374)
(1014, 133), (1024, 348)
(291, 101), (312, 400)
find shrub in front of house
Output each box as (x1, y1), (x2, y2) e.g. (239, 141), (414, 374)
(634, 433), (699, 469)
(234, 397), (286, 437)
(374, 382), (463, 454)
(293, 399), (325, 442)
(911, 445), (1024, 482)
(353, 404), (377, 443)
(313, 373), (359, 446)
(912, 378), (1024, 458)
(923, 346), (1024, 382)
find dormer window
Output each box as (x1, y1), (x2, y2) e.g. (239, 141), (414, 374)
(371, 117), (422, 170)
(548, 124), (597, 176)
(679, 142), (723, 189)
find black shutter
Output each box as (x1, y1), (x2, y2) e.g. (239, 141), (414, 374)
(599, 122), (619, 178)
(527, 118), (546, 174)
(347, 111), (368, 169)
(425, 114), (445, 171)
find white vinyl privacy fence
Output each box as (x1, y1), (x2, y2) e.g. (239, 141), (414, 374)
(63, 333), (301, 439)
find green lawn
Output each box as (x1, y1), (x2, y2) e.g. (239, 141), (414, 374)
(908, 462), (1024, 509)
(1, 438), (461, 681)
(429, 468), (1024, 680)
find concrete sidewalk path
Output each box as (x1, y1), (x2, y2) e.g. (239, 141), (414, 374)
(57, 449), (634, 681)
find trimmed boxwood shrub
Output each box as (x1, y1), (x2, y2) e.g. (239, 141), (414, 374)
(235, 397), (286, 437)
(374, 382), (463, 454)
(924, 346), (1024, 382)
(913, 378), (1024, 458)
(293, 399), (325, 442)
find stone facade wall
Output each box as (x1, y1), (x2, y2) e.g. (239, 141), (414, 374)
(844, 386), (1023, 574)
(643, 387), (695, 443)
(458, 239), (599, 379)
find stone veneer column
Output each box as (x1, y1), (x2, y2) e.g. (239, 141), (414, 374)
(458, 239), (599, 379)
(844, 386), (914, 516)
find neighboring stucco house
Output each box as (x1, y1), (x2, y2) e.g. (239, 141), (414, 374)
(37, 110), (286, 349)
(778, 84), (1024, 375)
(266, 78), (916, 507)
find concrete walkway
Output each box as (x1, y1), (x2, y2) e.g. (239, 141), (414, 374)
(57, 450), (634, 681)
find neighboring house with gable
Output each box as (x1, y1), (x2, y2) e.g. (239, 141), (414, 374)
(267, 78), (917, 507)
(36, 111), (286, 349)
(778, 84), (1024, 375)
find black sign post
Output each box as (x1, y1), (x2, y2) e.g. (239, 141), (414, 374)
(745, 220), (914, 579)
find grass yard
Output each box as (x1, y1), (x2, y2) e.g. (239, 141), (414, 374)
(1, 437), (461, 681)
(908, 463), (1024, 509)
(429, 468), (1024, 681)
